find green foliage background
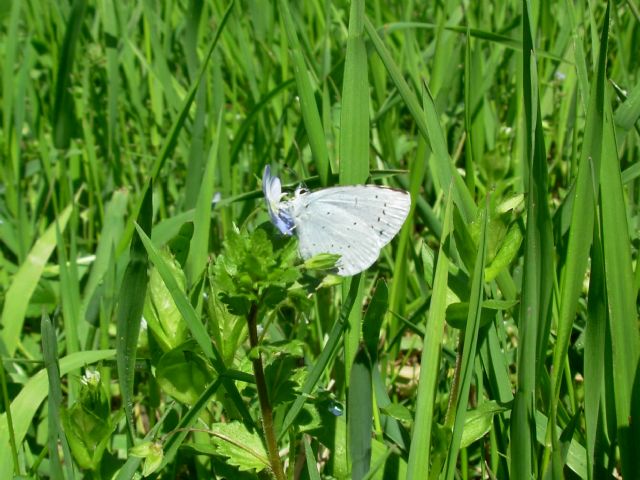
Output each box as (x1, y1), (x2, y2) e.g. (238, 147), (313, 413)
(0, 0), (639, 478)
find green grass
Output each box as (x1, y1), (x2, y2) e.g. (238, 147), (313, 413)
(1, 1), (639, 478)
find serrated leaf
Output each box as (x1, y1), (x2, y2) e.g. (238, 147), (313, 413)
(208, 422), (270, 472)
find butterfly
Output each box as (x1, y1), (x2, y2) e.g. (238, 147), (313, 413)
(262, 166), (411, 276)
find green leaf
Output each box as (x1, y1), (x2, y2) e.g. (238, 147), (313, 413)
(155, 342), (216, 406)
(206, 422), (270, 473)
(143, 248), (189, 352)
(460, 401), (508, 449)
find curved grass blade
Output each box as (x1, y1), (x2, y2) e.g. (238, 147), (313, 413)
(0, 203), (73, 357)
(364, 16), (476, 222)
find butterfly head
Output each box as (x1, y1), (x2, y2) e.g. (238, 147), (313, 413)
(262, 166), (295, 235)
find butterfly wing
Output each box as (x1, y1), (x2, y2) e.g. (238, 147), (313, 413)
(289, 186), (411, 276)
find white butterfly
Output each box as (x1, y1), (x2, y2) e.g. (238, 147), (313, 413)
(262, 166), (411, 276)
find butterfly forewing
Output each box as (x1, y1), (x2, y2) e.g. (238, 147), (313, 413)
(289, 185), (411, 275)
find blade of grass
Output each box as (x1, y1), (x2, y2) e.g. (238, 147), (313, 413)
(183, 0), (207, 210)
(116, 183), (153, 440)
(364, 16), (476, 221)
(279, 0), (331, 186)
(339, 6), (370, 458)
(0, 203), (73, 357)
(583, 223), (606, 479)
(339, 0), (369, 185)
(613, 79), (640, 141)
(304, 436), (322, 480)
(81, 189), (129, 327)
(443, 198), (488, 480)
(407, 189), (453, 479)
(599, 97), (640, 479)
(512, 0), (555, 476)
(546, 2), (609, 473)
(52, 0), (87, 149)
(185, 111), (222, 286)
(349, 346), (373, 480)
(41, 313), (75, 480)
(2, 0), (21, 161)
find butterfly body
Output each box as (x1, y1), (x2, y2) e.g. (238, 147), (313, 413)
(263, 166), (410, 276)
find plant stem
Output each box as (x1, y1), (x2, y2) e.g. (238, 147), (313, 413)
(247, 303), (286, 480)
(444, 332), (465, 429)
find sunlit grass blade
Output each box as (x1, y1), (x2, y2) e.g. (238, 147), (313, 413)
(407, 191), (453, 479)
(0, 203), (72, 357)
(599, 100), (640, 478)
(339, 0), (369, 186)
(512, 1), (555, 477)
(547, 2), (609, 473)
(279, 0), (331, 185)
(443, 199), (488, 480)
